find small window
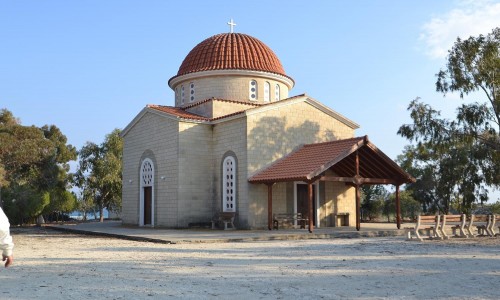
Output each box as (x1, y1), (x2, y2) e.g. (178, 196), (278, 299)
(275, 84), (280, 101)
(264, 81), (270, 102)
(189, 82), (195, 102)
(175, 87), (180, 104)
(181, 85), (185, 104)
(249, 80), (257, 101)
(222, 156), (236, 212)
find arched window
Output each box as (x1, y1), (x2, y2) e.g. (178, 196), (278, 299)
(181, 85), (185, 104)
(189, 82), (195, 102)
(141, 160), (153, 186)
(222, 156), (236, 212)
(275, 84), (280, 101)
(264, 81), (270, 102)
(249, 80), (257, 101)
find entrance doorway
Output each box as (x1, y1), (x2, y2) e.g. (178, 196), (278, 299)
(143, 186), (152, 225)
(295, 183), (318, 227)
(140, 158), (155, 227)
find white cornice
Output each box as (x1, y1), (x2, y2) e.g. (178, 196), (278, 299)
(210, 94), (360, 129)
(304, 96), (360, 129)
(122, 94), (360, 136)
(120, 107), (208, 137)
(168, 69), (295, 90)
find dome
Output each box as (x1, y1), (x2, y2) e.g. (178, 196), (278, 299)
(174, 33), (287, 78)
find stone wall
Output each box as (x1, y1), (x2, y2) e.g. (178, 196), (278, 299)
(185, 99), (257, 119)
(246, 99), (356, 228)
(121, 111), (179, 227)
(212, 117), (249, 228)
(174, 75), (289, 107)
(176, 121), (214, 227)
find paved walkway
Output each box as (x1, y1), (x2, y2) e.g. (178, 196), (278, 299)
(46, 221), (408, 244)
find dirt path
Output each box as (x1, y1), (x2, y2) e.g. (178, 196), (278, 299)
(2, 227), (499, 299)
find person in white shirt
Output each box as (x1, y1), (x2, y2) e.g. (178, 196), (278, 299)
(0, 207), (14, 267)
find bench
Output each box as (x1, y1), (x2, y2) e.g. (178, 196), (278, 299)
(489, 214), (500, 236)
(439, 214), (468, 239)
(273, 213), (309, 230)
(406, 215), (442, 241)
(211, 212), (236, 230)
(467, 214), (493, 237)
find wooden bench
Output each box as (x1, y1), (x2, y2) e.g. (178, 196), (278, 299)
(467, 214), (493, 237)
(211, 212), (236, 230)
(439, 214), (468, 239)
(489, 214), (500, 236)
(273, 213), (309, 230)
(406, 215), (442, 241)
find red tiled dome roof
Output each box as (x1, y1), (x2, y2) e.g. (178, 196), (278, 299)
(175, 33), (286, 77)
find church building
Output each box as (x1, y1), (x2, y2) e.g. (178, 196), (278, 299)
(120, 25), (414, 231)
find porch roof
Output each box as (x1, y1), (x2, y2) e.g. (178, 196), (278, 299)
(248, 136), (415, 185)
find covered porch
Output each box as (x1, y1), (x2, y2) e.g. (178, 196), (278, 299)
(248, 136), (415, 233)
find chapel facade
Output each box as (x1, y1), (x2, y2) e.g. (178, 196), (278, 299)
(120, 29), (413, 230)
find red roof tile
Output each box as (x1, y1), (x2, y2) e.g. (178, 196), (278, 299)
(147, 94), (309, 123)
(173, 33), (288, 78)
(147, 105), (209, 121)
(249, 136), (414, 184)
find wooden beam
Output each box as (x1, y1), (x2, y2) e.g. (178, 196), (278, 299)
(267, 183), (273, 230)
(356, 150), (360, 176)
(308, 183), (313, 233)
(395, 185), (401, 229)
(319, 176), (397, 185)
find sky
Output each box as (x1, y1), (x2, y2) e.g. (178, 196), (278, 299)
(1, 1), (499, 197)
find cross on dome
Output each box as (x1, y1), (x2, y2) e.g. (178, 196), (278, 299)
(227, 18), (237, 33)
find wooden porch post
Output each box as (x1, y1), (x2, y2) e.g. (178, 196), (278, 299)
(267, 183), (273, 230)
(395, 184), (401, 229)
(355, 150), (361, 231)
(308, 182), (313, 233)
(355, 184), (361, 231)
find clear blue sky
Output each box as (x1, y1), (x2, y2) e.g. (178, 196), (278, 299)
(1, 1), (499, 198)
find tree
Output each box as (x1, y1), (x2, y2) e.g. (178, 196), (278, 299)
(361, 185), (388, 221)
(0, 109), (76, 223)
(398, 28), (499, 213)
(43, 190), (78, 222)
(398, 191), (421, 221)
(435, 27), (499, 186)
(74, 129), (123, 222)
(436, 27), (499, 139)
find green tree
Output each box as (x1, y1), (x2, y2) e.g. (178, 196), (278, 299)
(436, 26), (499, 188)
(385, 190), (421, 222)
(361, 185), (388, 221)
(436, 27), (499, 140)
(382, 199), (395, 222)
(0, 109), (76, 223)
(74, 129), (123, 222)
(398, 28), (499, 213)
(488, 201), (500, 214)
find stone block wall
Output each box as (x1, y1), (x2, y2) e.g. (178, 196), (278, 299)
(121, 111), (179, 227)
(245, 99), (357, 228)
(174, 75), (289, 107)
(177, 121), (214, 227)
(212, 117), (249, 227)
(185, 99), (256, 119)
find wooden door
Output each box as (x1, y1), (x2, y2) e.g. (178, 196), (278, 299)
(143, 186), (152, 225)
(297, 184), (316, 226)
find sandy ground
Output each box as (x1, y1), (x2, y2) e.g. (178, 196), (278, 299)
(1, 227), (499, 300)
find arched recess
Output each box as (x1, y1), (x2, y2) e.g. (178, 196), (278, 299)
(140, 158), (155, 226)
(222, 153), (237, 212)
